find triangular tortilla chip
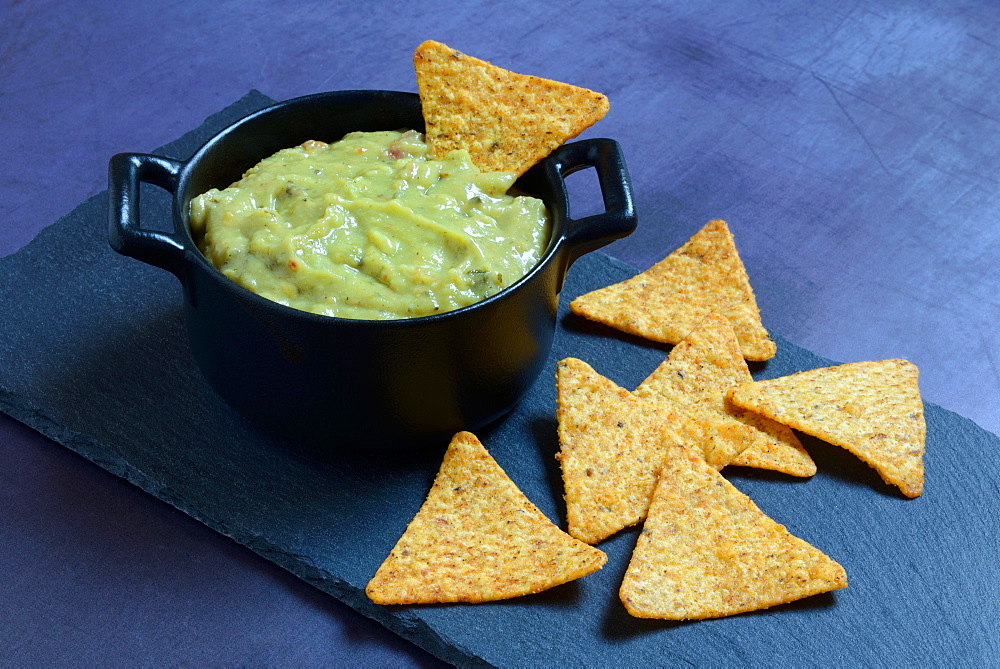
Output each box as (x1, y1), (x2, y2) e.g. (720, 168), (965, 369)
(727, 360), (926, 497)
(634, 312), (815, 477)
(366, 431), (606, 604)
(555, 357), (678, 544)
(414, 40), (609, 176)
(569, 220), (776, 361)
(620, 444), (848, 619)
(674, 417), (755, 472)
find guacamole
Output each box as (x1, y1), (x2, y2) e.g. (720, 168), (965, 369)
(189, 130), (550, 320)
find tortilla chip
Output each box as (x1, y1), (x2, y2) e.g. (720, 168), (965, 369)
(635, 312), (815, 477)
(728, 360), (926, 498)
(674, 417), (754, 472)
(413, 40), (610, 176)
(555, 357), (681, 544)
(569, 220), (776, 361)
(727, 405), (816, 475)
(366, 431), (606, 604)
(620, 445), (848, 619)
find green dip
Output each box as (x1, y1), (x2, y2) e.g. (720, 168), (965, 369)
(189, 130), (550, 320)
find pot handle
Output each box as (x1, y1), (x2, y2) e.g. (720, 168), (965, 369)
(549, 138), (637, 266)
(108, 153), (185, 274)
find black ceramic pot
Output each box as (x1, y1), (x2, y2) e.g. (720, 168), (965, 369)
(108, 90), (636, 453)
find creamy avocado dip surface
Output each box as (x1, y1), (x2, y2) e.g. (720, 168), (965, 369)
(189, 130), (550, 319)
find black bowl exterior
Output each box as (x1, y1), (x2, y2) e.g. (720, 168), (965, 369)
(109, 90), (635, 451)
(181, 239), (562, 449)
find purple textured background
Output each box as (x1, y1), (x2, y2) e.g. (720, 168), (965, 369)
(2, 1), (998, 665)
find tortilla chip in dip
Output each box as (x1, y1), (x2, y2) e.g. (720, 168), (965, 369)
(414, 40), (610, 176)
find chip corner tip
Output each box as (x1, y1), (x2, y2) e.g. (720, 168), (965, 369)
(363, 582), (388, 605)
(414, 39), (445, 53)
(745, 339), (778, 361)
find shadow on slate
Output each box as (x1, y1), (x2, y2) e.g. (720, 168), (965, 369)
(0, 92), (997, 667)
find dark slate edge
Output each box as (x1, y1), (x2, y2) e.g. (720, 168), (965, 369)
(0, 385), (487, 667)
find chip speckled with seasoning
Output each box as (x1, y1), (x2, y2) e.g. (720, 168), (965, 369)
(555, 357), (679, 544)
(672, 417), (754, 472)
(569, 220), (776, 361)
(366, 431), (606, 605)
(635, 312), (815, 476)
(727, 359), (926, 498)
(619, 444), (848, 620)
(413, 40), (610, 176)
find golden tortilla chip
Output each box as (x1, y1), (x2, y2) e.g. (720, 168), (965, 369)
(673, 417), (754, 472)
(366, 431), (606, 604)
(620, 445), (848, 619)
(635, 312), (815, 477)
(569, 220), (776, 361)
(413, 40), (610, 176)
(727, 360), (926, 498)
(555, 357), (679, 544)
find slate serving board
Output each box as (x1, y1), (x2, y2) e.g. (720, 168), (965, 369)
(1, 93), (996, 666)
